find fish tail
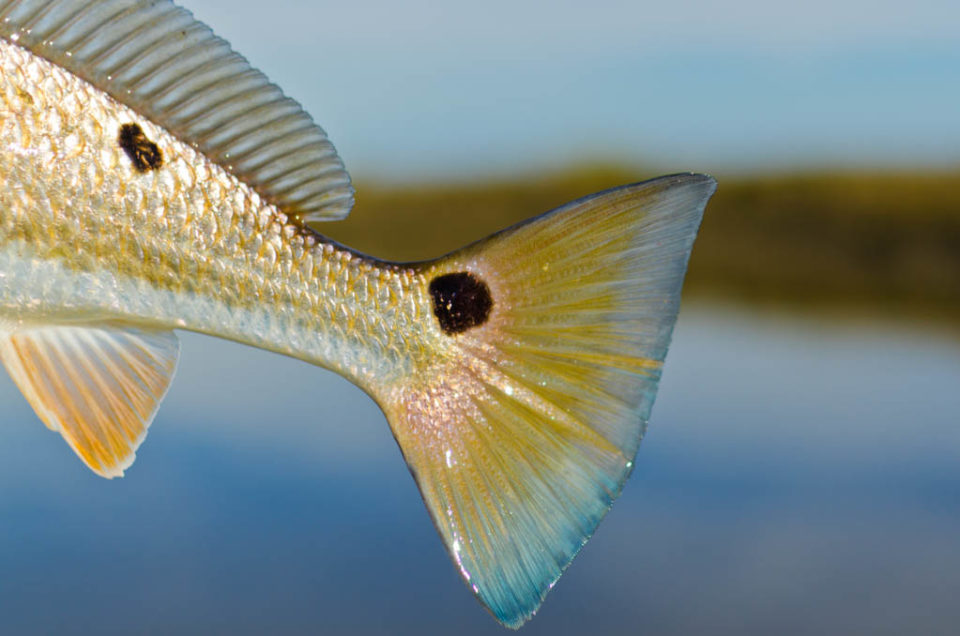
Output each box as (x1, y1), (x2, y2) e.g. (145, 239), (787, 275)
(377, 174), (717, 628)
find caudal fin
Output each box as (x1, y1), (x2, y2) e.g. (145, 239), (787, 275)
(377, 174), (717, 627)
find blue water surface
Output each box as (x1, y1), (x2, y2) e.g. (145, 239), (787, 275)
(0, 303), (958, 635)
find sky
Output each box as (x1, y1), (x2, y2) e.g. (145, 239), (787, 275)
(185, 0), (960, 179)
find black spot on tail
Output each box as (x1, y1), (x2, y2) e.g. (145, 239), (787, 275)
(429, 272), (494, 335)
(118, 123), (163, 172)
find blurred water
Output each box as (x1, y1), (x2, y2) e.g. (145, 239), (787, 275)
(0, 303), (957, 635)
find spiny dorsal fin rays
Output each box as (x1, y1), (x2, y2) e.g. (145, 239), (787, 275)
(0, 325), (179, 478)
(0, 0), (354, 222)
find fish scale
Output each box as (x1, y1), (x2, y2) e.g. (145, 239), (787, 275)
(0, 38), (428, 385)
(0, 0), (716, 628)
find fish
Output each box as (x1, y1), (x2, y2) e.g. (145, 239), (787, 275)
(0, 0), (716, 629)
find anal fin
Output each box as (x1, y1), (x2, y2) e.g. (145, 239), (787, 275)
(0, 325), (179, 478)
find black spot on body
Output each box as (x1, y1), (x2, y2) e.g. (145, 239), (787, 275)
(118, 123), (163, 172)
(429, 272), (493, 335)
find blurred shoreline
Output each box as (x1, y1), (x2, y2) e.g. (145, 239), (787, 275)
(322, 166), (960, 331)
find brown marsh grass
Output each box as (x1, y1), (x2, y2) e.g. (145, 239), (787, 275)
(321, 167), (960, 325)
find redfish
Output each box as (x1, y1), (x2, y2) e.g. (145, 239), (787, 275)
(0, 0), (716, 628)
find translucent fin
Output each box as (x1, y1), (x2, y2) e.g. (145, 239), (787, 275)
(0, 324), (179, 478)
(379, 174), (716, 628)
(0, 0), (354, 221)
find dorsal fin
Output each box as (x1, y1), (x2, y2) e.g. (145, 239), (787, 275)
(0, 0), (354, 222)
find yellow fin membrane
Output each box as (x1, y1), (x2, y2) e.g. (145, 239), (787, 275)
(0, 325), (179, 478)
(380, 174), (717, 628)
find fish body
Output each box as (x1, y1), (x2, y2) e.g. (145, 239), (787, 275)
(0, 38), (419, 384)
(0, 0), (716, 628)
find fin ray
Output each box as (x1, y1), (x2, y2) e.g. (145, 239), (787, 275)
(379, 174), (716, 627)
(0, 324), (179, 478)
(0, 0), (353, 220)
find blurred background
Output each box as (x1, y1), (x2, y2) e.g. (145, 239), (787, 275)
(1, 0), (958, 634)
